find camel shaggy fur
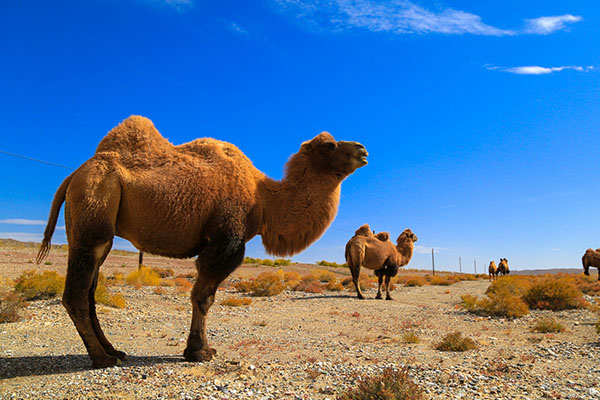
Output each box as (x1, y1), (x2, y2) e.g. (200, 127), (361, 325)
(36, 116), (368, 368)
(488, 261), (498, 281)
(345, 223), (418, 300)
(498, 258), (510, 276)
(582, 248), (600, 281)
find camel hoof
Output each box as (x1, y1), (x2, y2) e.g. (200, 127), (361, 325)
(110, 350), (127, 361)
(91, 355), (121, 369)
(385, 296), (393, 301)
(184, 347), (217, 362)
(375, 294), (382, 300)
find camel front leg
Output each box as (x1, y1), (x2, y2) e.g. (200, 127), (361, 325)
(184, 235), (245, 362)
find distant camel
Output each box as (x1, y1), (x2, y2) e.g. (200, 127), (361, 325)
(498, 258), (510, 276)
(345, 223), (418, 300)
(488, 261), (498, 281)
(36, 115), (368, 368)
(582, 248), (600, 281)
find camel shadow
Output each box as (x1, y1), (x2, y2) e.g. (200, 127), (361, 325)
(289, 293), (362, 301)
(0, 354), (182, 379)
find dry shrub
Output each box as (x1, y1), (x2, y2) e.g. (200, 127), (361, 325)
(14, 270), (65, 300)
(457, 274), (478, 281)
(274, 259), (291, 266)
(176, 272), (196, 279)
(486, 275), (534, 298)
(435, 332), (477, 352)
(397, 275), (428, 287)
(174, 277), (193, 295)
(338, 367), (424, 400)
(573, 275), (600, 296)
(427, 275), (454, 286)
(154, 287), (167, 295)
(340, 275), (374, 290)
(233, 279), (254, 293)
(531, 317), (565, 333)
(126, 266), (161, 287)
(310, 269), (336, 283)
(0, 289), (27, 323)
(403, 331), (420, 344)
(95, 273), (127, 308)
(249, 272), (285, 297)
(523, 276), (587, 311)
(326, 281), (344, 291)
(220, 297), (252, 307)
(284, 271), (301, 282)
(293, 275), (325, 293)
(151, 267), (175, 278)
(461, 288), (529, 319)
(107, 272), (125, 286)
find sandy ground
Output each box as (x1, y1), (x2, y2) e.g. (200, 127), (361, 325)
(1, 248), (600, 399)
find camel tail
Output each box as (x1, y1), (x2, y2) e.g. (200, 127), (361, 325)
(36, 175), (72, 264)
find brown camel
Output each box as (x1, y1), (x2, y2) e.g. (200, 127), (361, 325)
(36, 115), (368, 368)
(345, 223), (418, 300)
(582, 248), (600, 281)
(488, 261), (498, 281)
(498, 258), (510, 276)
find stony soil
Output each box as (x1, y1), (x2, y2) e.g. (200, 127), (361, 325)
(1, 248), (600, 399)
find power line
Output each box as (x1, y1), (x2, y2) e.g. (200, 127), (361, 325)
(0, 149), (74, 170)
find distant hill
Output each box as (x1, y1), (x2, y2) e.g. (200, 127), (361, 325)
(0, 238), (136, 256)
(512, 268), (583, 275)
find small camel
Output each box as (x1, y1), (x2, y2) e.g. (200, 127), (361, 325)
(582, 248), (600, 281)
(488, 261), (498, 281)
(345, 223), (418, 300)
(498, 258), (510, 276)
(36, 116), (368, 368)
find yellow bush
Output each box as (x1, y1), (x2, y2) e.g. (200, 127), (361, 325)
(95, 274), (127, 308)
(531, 317), (565, 333)
(486, 275), (534, 298)
(310, 269), (336, 283)
(397, 275), (428, 287)
(284, 271), (301, 282)
(14, 270), (65, 300)
(523, 276), (587, 311)
(326, 281), (344, 291)
(249, 272), (285, 297)
(293, 275), (325, 293)
(126, 266), (162, 287)
(220, 297), (252, 306)
(0, 288), (27, 323)
(435, 332), (477, 352)
(460, 288), (529, 319)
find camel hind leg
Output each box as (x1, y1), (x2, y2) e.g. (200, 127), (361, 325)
(375, 269), (384, 299)
(63, 239), (121, 368)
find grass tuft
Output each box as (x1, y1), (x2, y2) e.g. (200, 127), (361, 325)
(435, 331), (477, 352)
(338, 367), (424, 400)
(531, 317), (565, 333)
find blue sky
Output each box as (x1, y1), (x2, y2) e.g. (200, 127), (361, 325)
(1, 0), (598, 271)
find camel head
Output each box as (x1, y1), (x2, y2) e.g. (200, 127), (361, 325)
(300, 132), (368, 177)
(396, 228), (418, 244)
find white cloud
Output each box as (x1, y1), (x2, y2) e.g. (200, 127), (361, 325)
(228, 22), (250, 36)
(0, 218), (46, 226)
(524, 14), (582, 35)
(274, 0), (514, 36)
(487, 65), (594, 75)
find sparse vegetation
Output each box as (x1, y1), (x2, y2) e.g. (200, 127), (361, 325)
(246, 271), (286, 297)
(220, 297), (252, 307)
(403, 331), (420, 344)
(435, 331), (477, 352)
(126, 266), (162, 287)
(293, 275), (324, 293)
(151, 267), (175, 278)
(531, 317), (565, 333)
(317, 260), (347, 268)
(523, 276), (587, 311)
(14, 270), (65, 300)
(337, 368), (424, 400)
(396, 275), (427, 287)
(95, 274), (127, 308)
(0, 289), (27, 323)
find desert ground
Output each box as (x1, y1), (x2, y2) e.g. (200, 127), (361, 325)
(1, 246), (600, 399)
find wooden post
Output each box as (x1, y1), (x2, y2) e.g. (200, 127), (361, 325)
(138, 252), (144, 270)
(431, 248), (435, 276)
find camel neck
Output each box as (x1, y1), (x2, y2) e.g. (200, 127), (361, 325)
(258, 162), (343, 257)
(396, 240), (414, 262)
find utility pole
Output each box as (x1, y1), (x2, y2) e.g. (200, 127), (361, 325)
(459, 256), (462, 274)
(431, 248), (436, 276)
(474, 260), (477, 275)
(138, 252), (144, 269)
